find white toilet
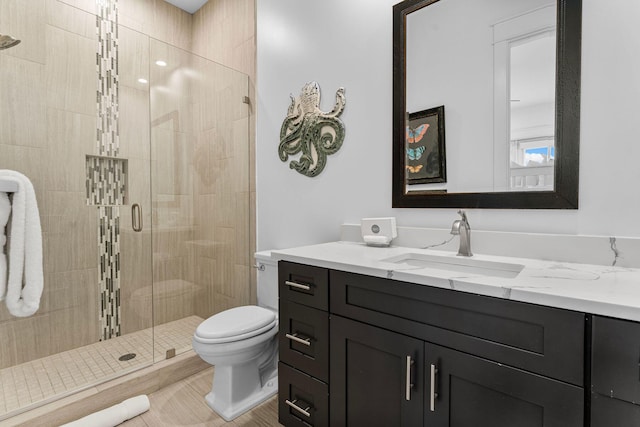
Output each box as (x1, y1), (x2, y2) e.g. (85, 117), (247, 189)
(192, 251), (279, 421)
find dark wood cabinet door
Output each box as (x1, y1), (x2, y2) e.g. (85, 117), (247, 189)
(425, 343), (583, 427)
(330, 315), (424, 427)
(592, 315), (640, 404)
(592, 393), (640, 426)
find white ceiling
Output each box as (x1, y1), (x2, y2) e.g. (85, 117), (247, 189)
(163, 0), (208, 14)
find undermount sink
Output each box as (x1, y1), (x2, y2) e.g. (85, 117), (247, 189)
(381, 252), (524, 278)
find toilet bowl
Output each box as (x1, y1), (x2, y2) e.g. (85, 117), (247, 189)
(192, 251), (279, 421)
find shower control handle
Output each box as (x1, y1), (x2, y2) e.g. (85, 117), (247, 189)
(132, 203), (143, 232)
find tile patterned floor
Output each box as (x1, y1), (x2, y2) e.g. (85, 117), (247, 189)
(0, 315), (203, 420)
(120, 367), (279, 426)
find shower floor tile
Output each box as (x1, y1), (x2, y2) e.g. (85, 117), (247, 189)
(0, 315), (203, 420)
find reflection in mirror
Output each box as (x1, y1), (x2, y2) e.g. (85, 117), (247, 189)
(393, 0), (581, 208)
(509, 31), (556, 191)
(405, 0), (556, 194)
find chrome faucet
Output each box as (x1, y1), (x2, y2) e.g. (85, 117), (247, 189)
(450, 210), (472, 257)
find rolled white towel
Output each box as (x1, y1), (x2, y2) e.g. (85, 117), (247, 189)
(0, 192), (10, 301)
(60, 395), (151, 427)
(0, 170), (43, 316)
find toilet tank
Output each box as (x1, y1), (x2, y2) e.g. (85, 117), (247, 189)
(255, 251), (278, 311)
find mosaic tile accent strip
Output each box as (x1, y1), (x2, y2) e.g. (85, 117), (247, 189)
(85, 156), (127, 206)
(99, 206), (121, 340)
(0, 316), (203, 420)
(95, 0), (122, 341)
(96, 0), (119, 157)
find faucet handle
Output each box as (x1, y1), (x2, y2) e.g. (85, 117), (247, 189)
(450, 220), (461, 235)
(457, 210), (469, 226)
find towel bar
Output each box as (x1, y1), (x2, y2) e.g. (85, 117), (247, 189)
(0, 180), (18, 193)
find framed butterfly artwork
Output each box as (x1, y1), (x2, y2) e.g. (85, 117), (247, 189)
(405, 105), (446, 185)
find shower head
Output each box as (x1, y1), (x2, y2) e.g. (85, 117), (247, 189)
(0, 34), (21, 50)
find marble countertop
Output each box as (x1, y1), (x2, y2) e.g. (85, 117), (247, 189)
(271, 241), (640, 322)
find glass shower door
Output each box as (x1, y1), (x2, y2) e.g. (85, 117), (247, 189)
(149, 40), (251, 361)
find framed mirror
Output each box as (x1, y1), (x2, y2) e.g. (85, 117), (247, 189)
(392, 0), (582, 208)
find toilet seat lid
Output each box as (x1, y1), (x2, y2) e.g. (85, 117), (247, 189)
(195, 306), (276, 341)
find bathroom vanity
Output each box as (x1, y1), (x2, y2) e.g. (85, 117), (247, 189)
(275, 242), (640, 426)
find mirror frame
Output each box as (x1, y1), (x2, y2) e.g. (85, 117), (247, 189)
(392, 0), (582, 209)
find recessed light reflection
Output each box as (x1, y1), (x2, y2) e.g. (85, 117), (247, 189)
(155, 60), (167, 67)
(138, 78), (148, 84)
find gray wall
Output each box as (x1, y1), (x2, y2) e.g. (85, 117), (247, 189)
(256, 0), (640, 251)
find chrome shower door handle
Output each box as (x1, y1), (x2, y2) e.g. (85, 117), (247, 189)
(132, 203), (143, 232)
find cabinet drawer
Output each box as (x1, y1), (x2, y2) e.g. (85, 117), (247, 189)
(330, 270), (585, 386)
(592, 316), (640, 403)
(279, 300), (329, 383)
(279, 262), (329, 310)
(278, 362), (329, 427)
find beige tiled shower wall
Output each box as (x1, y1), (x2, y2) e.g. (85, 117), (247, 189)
(118, 23), (154, 336)
(149, 40), (252, 325)
(193, 0), (258, 306)
(190, 62), (252, 319)
(0, 0), (256, 369)
(0, 0), (100, 369)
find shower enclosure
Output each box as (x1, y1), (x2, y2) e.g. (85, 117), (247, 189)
(0, 0), (251, 420)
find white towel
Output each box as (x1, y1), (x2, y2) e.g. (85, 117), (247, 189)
(0, 192), (10, 302)
(60, 395), (150, 427)
(0, 170), (43, 317)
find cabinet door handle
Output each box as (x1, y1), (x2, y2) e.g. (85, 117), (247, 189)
(285, 280), (311, 291)
(285, 332), (311, 346)
(285, 399), (311, 418)
(405, 356), (415, 401)
(430, 363), (439, 411)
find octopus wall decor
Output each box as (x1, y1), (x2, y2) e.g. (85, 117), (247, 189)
(278, 81), (346, 177)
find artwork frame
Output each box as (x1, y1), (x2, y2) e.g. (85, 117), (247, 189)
(405, 105), (446, 185)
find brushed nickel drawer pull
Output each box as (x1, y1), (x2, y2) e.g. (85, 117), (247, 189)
(285, 280), (311, 291)
(286, 333), (312, 346)
(430, 363), (439, 412)
(405, 355), (415, 401)
(285, 399), (311, 418)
